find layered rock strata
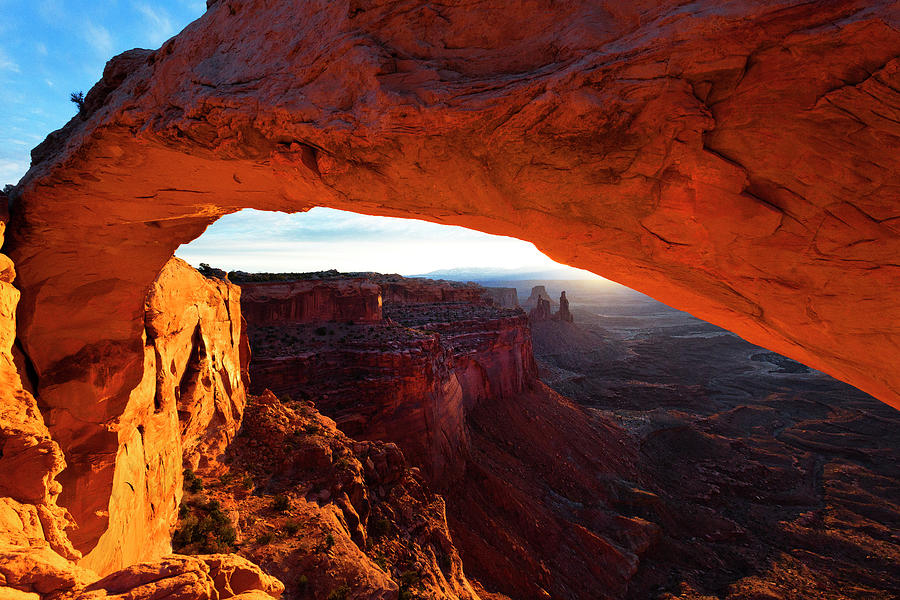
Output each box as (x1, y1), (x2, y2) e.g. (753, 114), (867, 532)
(244, 276), (652, 598)
(239, 279), (382, 326)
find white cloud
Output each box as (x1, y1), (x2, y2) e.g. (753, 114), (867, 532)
(83, 21), (114, 57)
(0, 158), (30, 185)
(36, 42), (48, 56)
(0, 48), (20, 73)
(134, 3), (176, 46)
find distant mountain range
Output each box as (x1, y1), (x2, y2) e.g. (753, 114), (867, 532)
(408, 266), (605, 283)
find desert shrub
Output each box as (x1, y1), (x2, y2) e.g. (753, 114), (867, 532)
(172, 499), (236, 553)
(257, 531), (275, 545)
(368, 517), (391, 539)
(271, 494), (291, 512)
(183, 469), (204, 493)
(373, 554), (389, 571)
(69, 91), (84, 112)
(283, 520), (301, 536)
(327, 584), (350, 600)
(315, 326), (328, 336)
(398, 571), (422, 600)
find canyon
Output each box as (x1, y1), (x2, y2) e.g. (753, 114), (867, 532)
(1, 1), (899, 599)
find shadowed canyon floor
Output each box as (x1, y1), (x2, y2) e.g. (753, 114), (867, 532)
(521, 281), (900, 599)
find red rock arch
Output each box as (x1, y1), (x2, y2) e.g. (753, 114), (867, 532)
(9, 0), (900, 569)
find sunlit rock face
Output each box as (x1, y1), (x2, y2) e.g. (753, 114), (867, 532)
(240, 279), (383, 325)
(7, 0), (900, 572)
(0, 198), (81, 569)
(32, 257), (246, 576)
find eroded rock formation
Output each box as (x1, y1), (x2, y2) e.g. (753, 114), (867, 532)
(480, 287), (519, 309)
(558, 291), (573, 323)
(184, 390), (479, 599)
(37, 257), (247, 575)
(243, 276), (652, 598)
(522, 286), (557, 313)
(239, 279), (382, 326)
(4, 0), (900, 593)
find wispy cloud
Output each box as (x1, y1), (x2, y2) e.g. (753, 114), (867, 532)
(38, 0), (65, 24)
(134, 3), (176, 46)
(0, 48), (20, 73)
(83, 21), (114, 57)
(0, 158), (31, 185)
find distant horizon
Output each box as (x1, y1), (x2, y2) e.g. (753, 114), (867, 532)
(175, 208), (610, 281)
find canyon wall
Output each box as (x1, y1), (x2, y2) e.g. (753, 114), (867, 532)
(378, 280), (490, 306)
(243, 280), (651, 598)
(25, 257), (247, 576)
(240, 279), (382, 325)
(481, 287), (519, 309)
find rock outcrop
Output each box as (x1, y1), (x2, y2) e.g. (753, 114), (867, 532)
(31, 257), (247, 576)
(180, 390), (479, 600)
(239, 279), (382, 326)
(527, 288), (574, 323)
(480, 287), (519, 309)
(11, 0), (900, 417)
(557, 291), (573, 323)
(0, 547), (283, 600)
(522, 286), (557, 313)
(527, 297), (553, 322)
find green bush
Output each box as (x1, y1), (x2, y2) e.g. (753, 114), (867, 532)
(327, 584), (350, 600)
(183, 469), (204, 493)
(368, 517), (391, 539)
(398, 571), (421, 600)
(172, 499), (236, 553)
(271, 494), (291, 512)
(257, 531), (275, 545)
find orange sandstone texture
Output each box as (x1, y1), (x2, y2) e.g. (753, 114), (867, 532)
(6, 0), (900, 576)
(240, 279), (383, 326)
(17, 256), (247, 576)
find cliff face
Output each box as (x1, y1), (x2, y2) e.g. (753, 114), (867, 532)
(480, 287), (519, 309)
(378, 279), (489, 306)
(0, 199), (80, 566)
(47, 257), (246, 575)
(239, 279), (382, 326)
(245, 280), (650, 598)
(0, 219), (280, 598)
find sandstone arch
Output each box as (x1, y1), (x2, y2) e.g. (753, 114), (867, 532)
(9, 0), (900, 570)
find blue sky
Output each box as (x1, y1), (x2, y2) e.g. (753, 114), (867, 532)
(0, 1), (602, 278)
